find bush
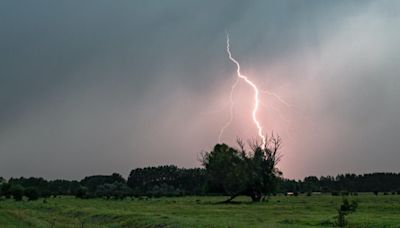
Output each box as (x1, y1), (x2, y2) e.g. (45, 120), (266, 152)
(75, 186), (89, 199)
(340, 198), (358, 212)
(336, 198), (358, 227)
(149, 184), (182, 197)
(10, 185), (24, 201)
(95, 182), (132, 199)
(24, 187), (39, 201)
(341, 191), (349, 196)
(331, 191), (339, 196)
(1, 182), (12, 199)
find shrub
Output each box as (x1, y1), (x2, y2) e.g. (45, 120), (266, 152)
(336, 198), (358, 227)
(10, 185), (24, 201)
(149, 184), (182, 197)
(75, 186), (89, 199)
(24, 187), (39, 201)
(331, 191), (339, 196)
(95, 182), (132, 199)
(1, 182), (12, 199)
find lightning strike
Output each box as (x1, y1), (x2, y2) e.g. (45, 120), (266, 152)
(221, 34), (266, 146)
(260, 89), (292, 108)
(260, 101), (291, 123)
(218, 78), (239, 143)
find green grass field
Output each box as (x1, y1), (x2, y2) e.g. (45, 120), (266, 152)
(0, 194), (399, 227)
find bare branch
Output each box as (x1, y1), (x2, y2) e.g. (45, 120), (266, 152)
(236, 138), (245, 153)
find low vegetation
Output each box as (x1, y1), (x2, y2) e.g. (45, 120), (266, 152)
(0, 194), (399, 227)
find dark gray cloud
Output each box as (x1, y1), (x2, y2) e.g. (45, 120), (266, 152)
(1, 0), (399, 179)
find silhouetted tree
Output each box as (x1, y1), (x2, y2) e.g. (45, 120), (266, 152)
(303, 176), (319, 192)
(337, 198), (358, 227)
(96, 182), (132, 199)
(24, 187), (39, 201)
(75, 186), (89, 199)
(202, 135), (282, 202)
(81, 173), (125, 195)
(9, 177), (48, 197)
(127, 166), (206, 196)
(1, 183), (10, 198)
(3, 163), (400, 198)
(10, 184), (24, 201)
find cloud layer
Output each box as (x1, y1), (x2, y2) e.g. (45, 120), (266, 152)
(1, 1), (400, 179)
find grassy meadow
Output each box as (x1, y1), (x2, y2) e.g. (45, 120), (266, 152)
(0, 194), (399, 227)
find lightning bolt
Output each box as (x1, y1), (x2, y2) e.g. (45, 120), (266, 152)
(220, 33), (266, 146)
(218, 78), (239, 143)
(260, 89), (292, 108)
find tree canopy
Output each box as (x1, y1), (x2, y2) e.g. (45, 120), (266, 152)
(202, 135), (282, 202)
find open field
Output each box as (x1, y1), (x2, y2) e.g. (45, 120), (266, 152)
(0, 194), (399, 227)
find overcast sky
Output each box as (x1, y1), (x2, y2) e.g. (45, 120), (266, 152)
(1, 1), (400, 180)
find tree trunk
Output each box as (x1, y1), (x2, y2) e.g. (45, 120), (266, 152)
(220, 190), (265, 203)
(220, 192), (242, 203)
(249, 190), (264, 202)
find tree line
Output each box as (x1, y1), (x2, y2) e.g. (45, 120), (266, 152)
(280, 172), (400, 194)
(2, 170), (400, 201)
(1, 136), (400, 201)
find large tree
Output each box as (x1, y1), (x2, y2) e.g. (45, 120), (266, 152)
(202, 135), (282, 202)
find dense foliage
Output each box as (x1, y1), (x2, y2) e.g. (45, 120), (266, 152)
(202, 136), (282, 202)
(7, 177), (81, 197)
(279, 173), (400, 194)
(81, 173), (125, 194)
(127, 166), (206, 197)
(1, 145), (400, 201)
(2, 171), (400, 201)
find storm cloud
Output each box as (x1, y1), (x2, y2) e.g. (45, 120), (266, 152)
(1, 0), (400, 179)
